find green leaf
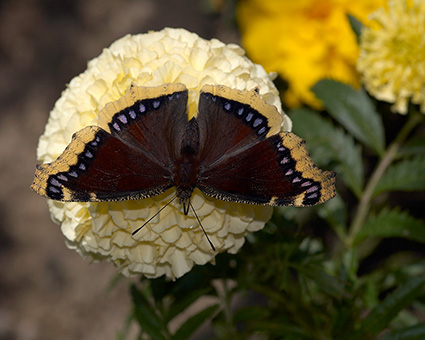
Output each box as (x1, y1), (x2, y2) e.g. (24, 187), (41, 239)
(131, 285), (166, 340)
(398, 135), (425, 158)
(363, 277), (380, 309)
(358, 275), (425, 335)
(347, 14), (363, 40)
(173, 304), (219, 340)
(341, 248), (360, 282)
(312, 79), (385, 156)
(373, 156), (425, 197)
(298, 265), (345, 299)
(381, 323), (425, 340)
(317, 196), (348, 241)
(291, 107), (364, 197)
(354, 207), (425, 245)
(166, 288), (212, 323)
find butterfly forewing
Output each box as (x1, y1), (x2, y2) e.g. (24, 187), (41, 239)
(196, 86), (282, 168)
(99, 83), (189, 166)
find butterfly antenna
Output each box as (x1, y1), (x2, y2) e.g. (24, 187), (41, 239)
(132, 196), (177, 236)
(189, 201), (216, 252)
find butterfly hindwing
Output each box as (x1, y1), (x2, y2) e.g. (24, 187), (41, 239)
(31, 126), (175, 201)
(196, 85), (336, 207)
(199, 132), (335, 206)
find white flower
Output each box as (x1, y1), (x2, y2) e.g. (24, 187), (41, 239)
(37, 28), (290, 279)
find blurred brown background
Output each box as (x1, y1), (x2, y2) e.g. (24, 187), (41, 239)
(0, 1), (238, 339)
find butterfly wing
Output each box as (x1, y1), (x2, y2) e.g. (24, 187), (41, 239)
(31, 83), (189, 202)
(196, 85), (336, 207)
(98, 83), (188, 163)
(195, 85), (282, 166)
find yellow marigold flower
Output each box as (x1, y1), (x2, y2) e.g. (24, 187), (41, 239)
(357, 0), (425, 114)
(36, 28), (290, 279)
(237, 0), (385, 108)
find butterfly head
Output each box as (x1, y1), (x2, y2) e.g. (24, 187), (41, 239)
(176, 186), (192, 215)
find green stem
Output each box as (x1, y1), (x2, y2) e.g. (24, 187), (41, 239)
(347, 112), (422, 247)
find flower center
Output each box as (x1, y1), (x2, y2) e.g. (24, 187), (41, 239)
(390, 30), (425, 66)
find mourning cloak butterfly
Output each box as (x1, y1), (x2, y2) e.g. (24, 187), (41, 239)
(31, 83), (336, 215)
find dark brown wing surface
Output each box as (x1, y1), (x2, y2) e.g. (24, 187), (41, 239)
(196, 85), (336, 207)
(31, 83), (189, 202)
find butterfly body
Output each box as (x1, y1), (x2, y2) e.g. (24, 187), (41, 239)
(31, 83), (336, 212)
(174, 118), (201, 213)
